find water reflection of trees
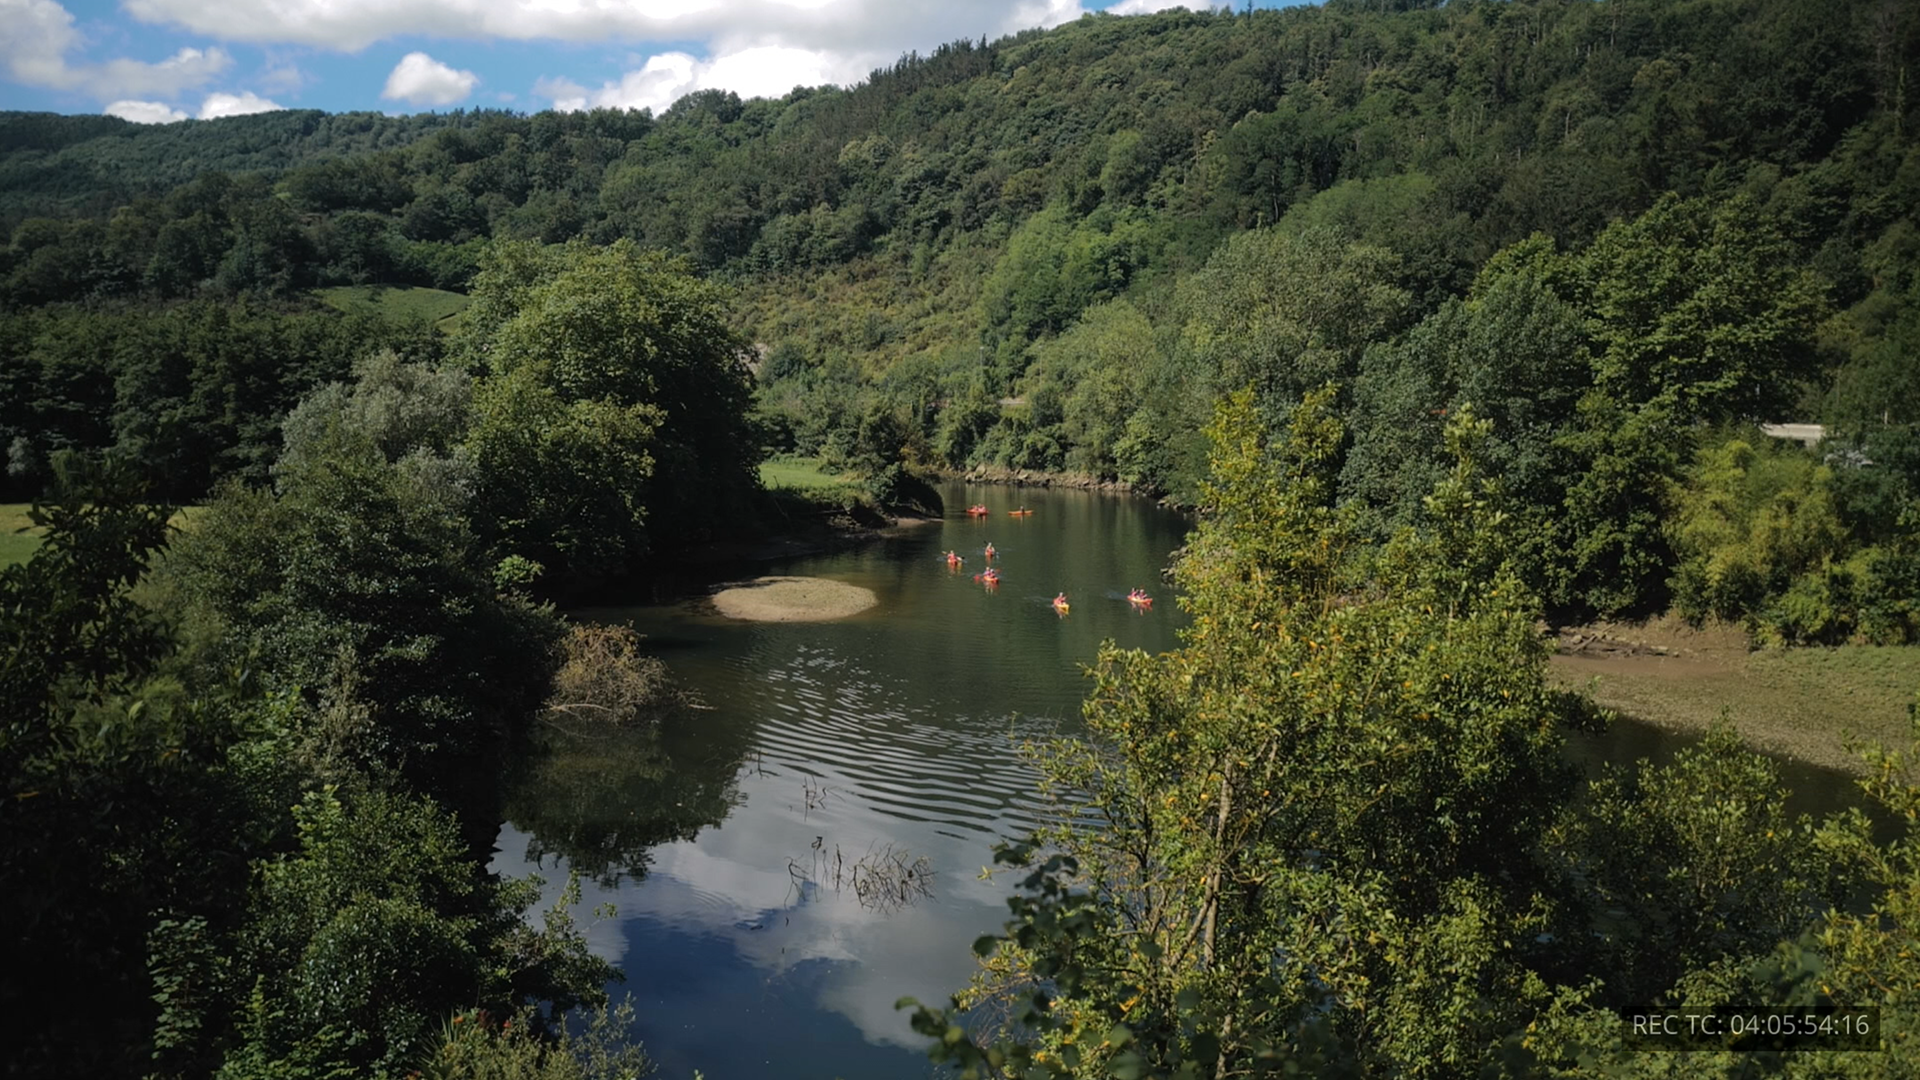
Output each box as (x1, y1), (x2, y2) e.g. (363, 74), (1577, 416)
(502, 708), (751, 887)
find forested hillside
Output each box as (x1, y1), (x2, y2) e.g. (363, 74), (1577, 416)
(4, 0), (1919, 633)
(5, 1), (1920, 1077)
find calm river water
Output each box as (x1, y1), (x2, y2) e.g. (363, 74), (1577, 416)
(489, 482), (1859, 1079)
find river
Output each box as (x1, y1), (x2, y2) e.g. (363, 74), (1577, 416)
(489, 482), (1862, 1079)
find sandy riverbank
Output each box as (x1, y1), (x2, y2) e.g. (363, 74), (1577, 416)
(710, 576), (877, 622)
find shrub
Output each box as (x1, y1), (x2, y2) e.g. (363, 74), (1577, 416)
(545, 624), (680, 726)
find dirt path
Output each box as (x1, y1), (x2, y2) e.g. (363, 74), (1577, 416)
(1548, 617), (1919, 775)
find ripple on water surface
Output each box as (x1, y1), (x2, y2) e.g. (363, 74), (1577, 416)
(497, 484), (1197, 1080)
(738, 643), (1051, 837)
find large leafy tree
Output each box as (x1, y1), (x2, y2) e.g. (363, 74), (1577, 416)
(460, 239), (761, 573)
(0, 457), (269, 1080)
(1174, 228), (1411, 423)
(1576, 193), (1829, 425)
(913, 391), (1594, 1077)
(166, 417), (561, 813)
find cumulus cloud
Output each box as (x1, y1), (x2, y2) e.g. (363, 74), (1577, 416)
(2, 0), (230, 97)
(1107, 0), (1217, 12)
(121, 0), (1100, 54)
(538, 44), (871, 114)
(97, 0), (1216, 118)
(382, 51), (479, 106)
(105, 99), (189, 124)
(198, 91), (283, 119)
(105, 89), (287, 124)
(256, 61), (308, 95)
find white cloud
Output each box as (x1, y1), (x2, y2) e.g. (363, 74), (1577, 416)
(199, 90), (283, 119)
(538, 44), (874, 114)
(256, 61), (308, 95)
(2, 0), (230, 98)
(120, 0), (1102, 54)
(97, 0), (1226, 119)
(1107, 0), (1215, 12)
(537, 42), (875, 113)
(382, 50), (479, 106)
(1004, 0), (1086, 31)
(105, 98), (188, 123)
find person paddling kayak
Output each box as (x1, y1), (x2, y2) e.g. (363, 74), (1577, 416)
(1052, 592), (1070, 614)
(984, 542), (997, 559)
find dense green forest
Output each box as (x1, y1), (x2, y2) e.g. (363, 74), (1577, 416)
(4, 0), (1920, 631)
(4, 0), (1920, 1075)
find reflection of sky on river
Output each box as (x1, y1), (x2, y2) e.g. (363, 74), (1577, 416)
(487, 484), (1190, 1068)
(490, 481), (1874, 1078)
(491, 672), (1041, 1077)
(490, 484), (1196, 1079)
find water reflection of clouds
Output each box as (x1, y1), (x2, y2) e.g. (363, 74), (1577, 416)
(495, 487), (1194, 1075)
(493, 813), (1007, 1053)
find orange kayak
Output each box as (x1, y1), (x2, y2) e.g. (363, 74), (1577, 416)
(967, 505), (990, 516)
(1009, 509), (1033, 517)
(1052, 598), (1070, 614)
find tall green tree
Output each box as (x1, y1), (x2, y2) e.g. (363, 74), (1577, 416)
(913, 391), (1594, 1077)
(461, 239), (761, 568)
(1577, 193), (1829, 424)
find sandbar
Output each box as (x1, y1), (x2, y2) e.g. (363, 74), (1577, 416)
(710, 576), (877, 622)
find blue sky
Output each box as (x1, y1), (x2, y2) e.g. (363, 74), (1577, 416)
(0, 0), (1303, 123)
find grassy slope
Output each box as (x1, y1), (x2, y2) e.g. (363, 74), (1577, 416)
(758, 456), (879, 520)
(0, 504), (207, 567)
(314, 285), (472, 331)
(0, 504), (38, 566)
(758, 456), (843, 489)
(1549, 618), (1920, 773)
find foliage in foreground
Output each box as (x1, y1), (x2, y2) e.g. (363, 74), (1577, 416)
(905, 391), (1898, 1077)
(0, 456), (630, 1080)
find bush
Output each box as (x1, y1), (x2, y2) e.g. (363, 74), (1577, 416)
(545, 624), (680, 726)
(865, 462), (944, 517)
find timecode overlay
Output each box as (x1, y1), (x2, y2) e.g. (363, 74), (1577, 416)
(1623, 1007), (1882, 1052)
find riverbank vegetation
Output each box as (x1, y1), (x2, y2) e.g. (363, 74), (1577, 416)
(0, 240), (767, 1078)
(3, 0), (1919, 1075)
(5, 0), (1918, 636)
(908, 392), (1920, 1077)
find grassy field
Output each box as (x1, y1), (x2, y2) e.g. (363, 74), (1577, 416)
(314, 285), (472, 331)
(0, 503), (208, 568)
(758, 456), (844, 489)
(0, 504), (39, 566)
(1550, 617), (1920, 773)
(758, 456), (879, 519)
